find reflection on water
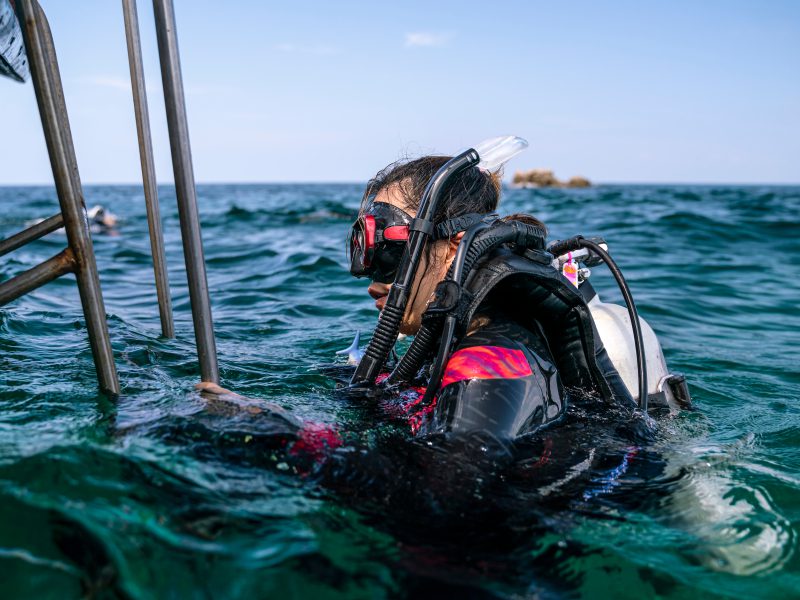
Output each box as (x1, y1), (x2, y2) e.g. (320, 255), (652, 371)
(669, 439), (794, 576)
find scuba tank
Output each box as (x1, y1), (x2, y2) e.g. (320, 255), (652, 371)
(553, 241), (691, 413)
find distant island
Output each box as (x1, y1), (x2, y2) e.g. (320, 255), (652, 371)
(512, 169), (591, 188)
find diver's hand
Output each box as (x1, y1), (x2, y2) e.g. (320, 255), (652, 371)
(194, 381), (302, 428)
(195, 381), (262, 415)
(195, 381), (239, 398)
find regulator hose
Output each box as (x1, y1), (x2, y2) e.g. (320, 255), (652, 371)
(548, 236), (648, 411)
(387, 219), (493, 385)
(391, 220), (547, 399)
(387, 322), (439, 383)
(350, 149), (480, 386)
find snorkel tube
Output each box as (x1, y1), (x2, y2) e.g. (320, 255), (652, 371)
(350, 136), (529, 387)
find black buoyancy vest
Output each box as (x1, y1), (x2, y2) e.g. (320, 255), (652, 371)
(459, 249), (634, 405)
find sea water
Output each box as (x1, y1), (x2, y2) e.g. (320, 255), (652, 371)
(0, 184), (798, 598)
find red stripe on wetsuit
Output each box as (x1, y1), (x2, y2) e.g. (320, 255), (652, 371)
(440, 345), (532, 388)
(292, 345), (532, 459)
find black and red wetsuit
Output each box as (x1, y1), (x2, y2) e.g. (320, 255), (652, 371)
(419, 312), (564, 438)
(288, 312), (562, 463)
(292, 251), (633, 461)
(359, 310), (564, 441)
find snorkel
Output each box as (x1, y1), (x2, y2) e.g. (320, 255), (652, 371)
(350, 136), (529, 387)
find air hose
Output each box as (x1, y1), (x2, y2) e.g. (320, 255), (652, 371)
(350, 149), (481, 386)
(386, 219), (493, 384)
(548, 236), (648, 411)
(389, 220), (547, 399)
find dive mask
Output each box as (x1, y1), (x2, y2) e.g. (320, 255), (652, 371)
(348, 201), (412, 283)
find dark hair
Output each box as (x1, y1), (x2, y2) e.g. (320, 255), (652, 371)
(360, 156), (498, 224)
(360, 156), (546, 234)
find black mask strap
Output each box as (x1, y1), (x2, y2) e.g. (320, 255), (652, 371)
(434, 213), (498, 239)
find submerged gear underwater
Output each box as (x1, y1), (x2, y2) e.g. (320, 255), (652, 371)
(347, 136), (690, 439)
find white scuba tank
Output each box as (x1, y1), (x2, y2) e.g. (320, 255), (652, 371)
(588, 294), (685, 411)
(557, 247), (690, 413)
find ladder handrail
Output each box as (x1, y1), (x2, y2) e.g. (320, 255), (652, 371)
(122, 0), (175, 339)
(1, 0), (220, 393)
(11, 0), (120, 395)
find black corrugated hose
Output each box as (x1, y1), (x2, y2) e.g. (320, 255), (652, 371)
(390, 220), (547, 401)
(350, 150), (480, 387)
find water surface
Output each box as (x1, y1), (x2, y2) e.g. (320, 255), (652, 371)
(1, 183), (798, 598)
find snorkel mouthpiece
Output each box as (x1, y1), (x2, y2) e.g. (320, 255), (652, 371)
(349, 136), (529, 387)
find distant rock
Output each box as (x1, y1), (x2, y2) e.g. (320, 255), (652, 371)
(565, 176), (591, 188)
(512, 169), (592, 188)
(525, 169), (560, 187)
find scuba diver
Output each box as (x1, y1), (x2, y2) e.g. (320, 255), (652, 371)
(187, 137), (698, 588)
(24, 204), (119, 238)
(199, 136), (689, 449)
(342, 135), (689, 441)
(345, 153), (628, 440)
(86, 204), (119, 234)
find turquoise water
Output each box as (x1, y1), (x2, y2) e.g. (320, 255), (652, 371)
(0, 183), (798, 598)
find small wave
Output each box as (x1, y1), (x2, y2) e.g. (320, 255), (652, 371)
(223, 202), (356, 224)
(661, 439), (796, 576)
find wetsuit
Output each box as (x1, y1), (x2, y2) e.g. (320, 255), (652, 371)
(418, 311), (564, 439)
(289, 249), (632, 463)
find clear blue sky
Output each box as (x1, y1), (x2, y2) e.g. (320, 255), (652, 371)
(2, 0), (798, 184)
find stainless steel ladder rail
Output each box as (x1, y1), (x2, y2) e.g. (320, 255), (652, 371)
(0, 0), (120, 395)
(0, 0), (220, 392)
(121, 0), (174, 339)
(152, 0), (219, 384)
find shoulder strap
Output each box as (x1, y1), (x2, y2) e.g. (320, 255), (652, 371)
(461, 250), (633, 405)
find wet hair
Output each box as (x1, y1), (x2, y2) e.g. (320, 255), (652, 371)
(360, 156), (546, 234)
(360, 156), (498, 225)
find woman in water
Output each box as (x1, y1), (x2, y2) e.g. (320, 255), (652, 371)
(189, 154), (648, 565)
(199, 155), (632, 443)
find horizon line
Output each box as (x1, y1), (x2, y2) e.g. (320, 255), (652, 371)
(0, 180), (798, 187)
